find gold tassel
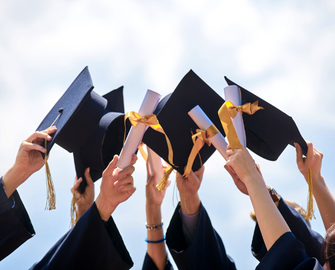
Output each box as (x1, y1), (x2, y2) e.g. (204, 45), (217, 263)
(70, 192), (78, 227)
(305, 168), (315, 220)
(156, 166), (174, 191)
(44, 157), (56, 210)
(44, 131), (56, 210)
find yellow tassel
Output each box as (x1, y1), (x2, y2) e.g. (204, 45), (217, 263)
(156, 166), (174, 191)
(44, 159), (56, 210)
(305, 168), (315, 220)
(44, 132), (56, 210)
(70, 192), (78, 227)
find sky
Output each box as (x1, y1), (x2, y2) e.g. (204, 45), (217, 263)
(1, 0), (335, 269)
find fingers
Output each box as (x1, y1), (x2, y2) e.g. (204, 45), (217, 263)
(194, 165), (205, 179)
(27, 130), (54, 144)
(118, 183), (136, 195)
(306, 141), (314, 159)
(84, 168), (94, 187)
(129, 154), (138, 167)
(71, 177), (83, 193)
(23, 141), (47, 153)
(115, 175), (134, 188)
(103, 155), (119, 177)
(118, 165), (135, 179)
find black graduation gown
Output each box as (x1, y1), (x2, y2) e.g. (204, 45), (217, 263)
(0, 176), (35, 261)
(252, 198), (325, 265)
(256, 232), (324, 270)
(142, 252), (173, 270)
(166, 203), (236, 270)
(30, 202), (133, 270)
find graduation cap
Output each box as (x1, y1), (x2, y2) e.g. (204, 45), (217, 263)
(36, 66), (113, 210)
(36, 66), (107, 155)
(73, 86), (129, 193)
(142, 70), (226, 176)
(223, 77), (308, 160)
(223, 77), (314, 219)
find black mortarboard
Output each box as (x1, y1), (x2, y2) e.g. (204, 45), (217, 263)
(224, 77), (308, 160)
(73, 87), (129, 193)
(142, 70), (226, 175)
(36, 66), (107, 155)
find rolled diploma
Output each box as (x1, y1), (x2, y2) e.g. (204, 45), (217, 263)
(147, 146), (165, 185)
(224, 85), (247, 147)
(188, 105), (228, 160)
(117, 90), (161, 169)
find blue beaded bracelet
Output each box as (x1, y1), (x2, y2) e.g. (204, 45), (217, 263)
(145, 235), (166, 243)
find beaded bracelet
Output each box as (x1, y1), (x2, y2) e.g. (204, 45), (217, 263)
(145, 220), (163, 230)
(145, 235), (166, 243)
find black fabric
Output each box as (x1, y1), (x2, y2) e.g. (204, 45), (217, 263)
(252, 198), (325, 265)
(142, 252), (173, 270)
(256, 232), (324, 270)
(0, 176), (35, 261)
(166, 203), (236, 270)
(225, 77), (308, 160)
(143, 70), (226, 175)
(30, 203), (133, 270)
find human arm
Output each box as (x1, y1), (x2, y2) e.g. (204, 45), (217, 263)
(95, 154), (137, 221)
(226, 146), (290, 250)
(145, 161), (170, 270)
(2, 127), (57, 198)
(295, 141), (335, 231)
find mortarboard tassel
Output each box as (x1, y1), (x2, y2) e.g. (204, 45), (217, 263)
(44, 148), (56, 210)
(156, 166), (174, 191)
(70, 192), (78, 227)
(44, 113), (61, 210)
(305, 168), (315, 220)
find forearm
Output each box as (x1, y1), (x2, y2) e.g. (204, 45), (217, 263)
(146, 204), (167, 270)
(2, 166), (30, 198)
(247, 181), (290, 251)
(180, 193), (200, 215)
(312, 176), (335, 231)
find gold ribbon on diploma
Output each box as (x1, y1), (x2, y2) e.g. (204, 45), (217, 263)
(218, 100), (264, 153)
(137, 142), (174, 191)
(122, 111), (175, 166)
(182, 125), (219, 178)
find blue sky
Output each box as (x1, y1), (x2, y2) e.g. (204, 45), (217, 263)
(1, 0), (335, 269)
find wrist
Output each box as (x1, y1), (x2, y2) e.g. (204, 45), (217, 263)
(95, 195), (115, 221)
(2, 166), (30, 198)
(146, 204), (162, 224)
(180, 193), (200, 215)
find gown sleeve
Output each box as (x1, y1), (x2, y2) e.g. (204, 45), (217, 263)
(166, 202), (236, 270)
(142, 252), (174, 270)
(256, 232), (324, 270)
(29, 202), (133, 270)
(0, 176), (35, 261)
(252, 198), (325, 265)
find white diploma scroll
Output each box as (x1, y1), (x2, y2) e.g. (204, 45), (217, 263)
(147, 146), (165, 185)
(224, 85), (247, 147)
(188, 105), (229, 160)
(117, 90), (161, 169)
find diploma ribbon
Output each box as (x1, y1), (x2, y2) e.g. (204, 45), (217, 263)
(122, 111), (175, 166)
(218, 100), (263, 153)
(182, 124), (219, 178)
(136, 142), (174, 191)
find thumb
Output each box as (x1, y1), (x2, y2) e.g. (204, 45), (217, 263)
(84, 168), (94, 187)
(104, 155), (119, 176)
(294, 142), (304, 165)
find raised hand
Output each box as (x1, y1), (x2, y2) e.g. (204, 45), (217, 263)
(95, 154), (137, 221)
(2, 126), (57, 197)
(71, 168), (95, 219)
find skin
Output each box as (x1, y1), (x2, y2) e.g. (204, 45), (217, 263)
(2, 126), (57, 198)
(225, 146), (290, 251)
(71, 168), (95, 220)
(145, 161), (170, 270)
(295, 141), (335, 232)
(95, 154), (137, 221)
(177, 166), (204, 216)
